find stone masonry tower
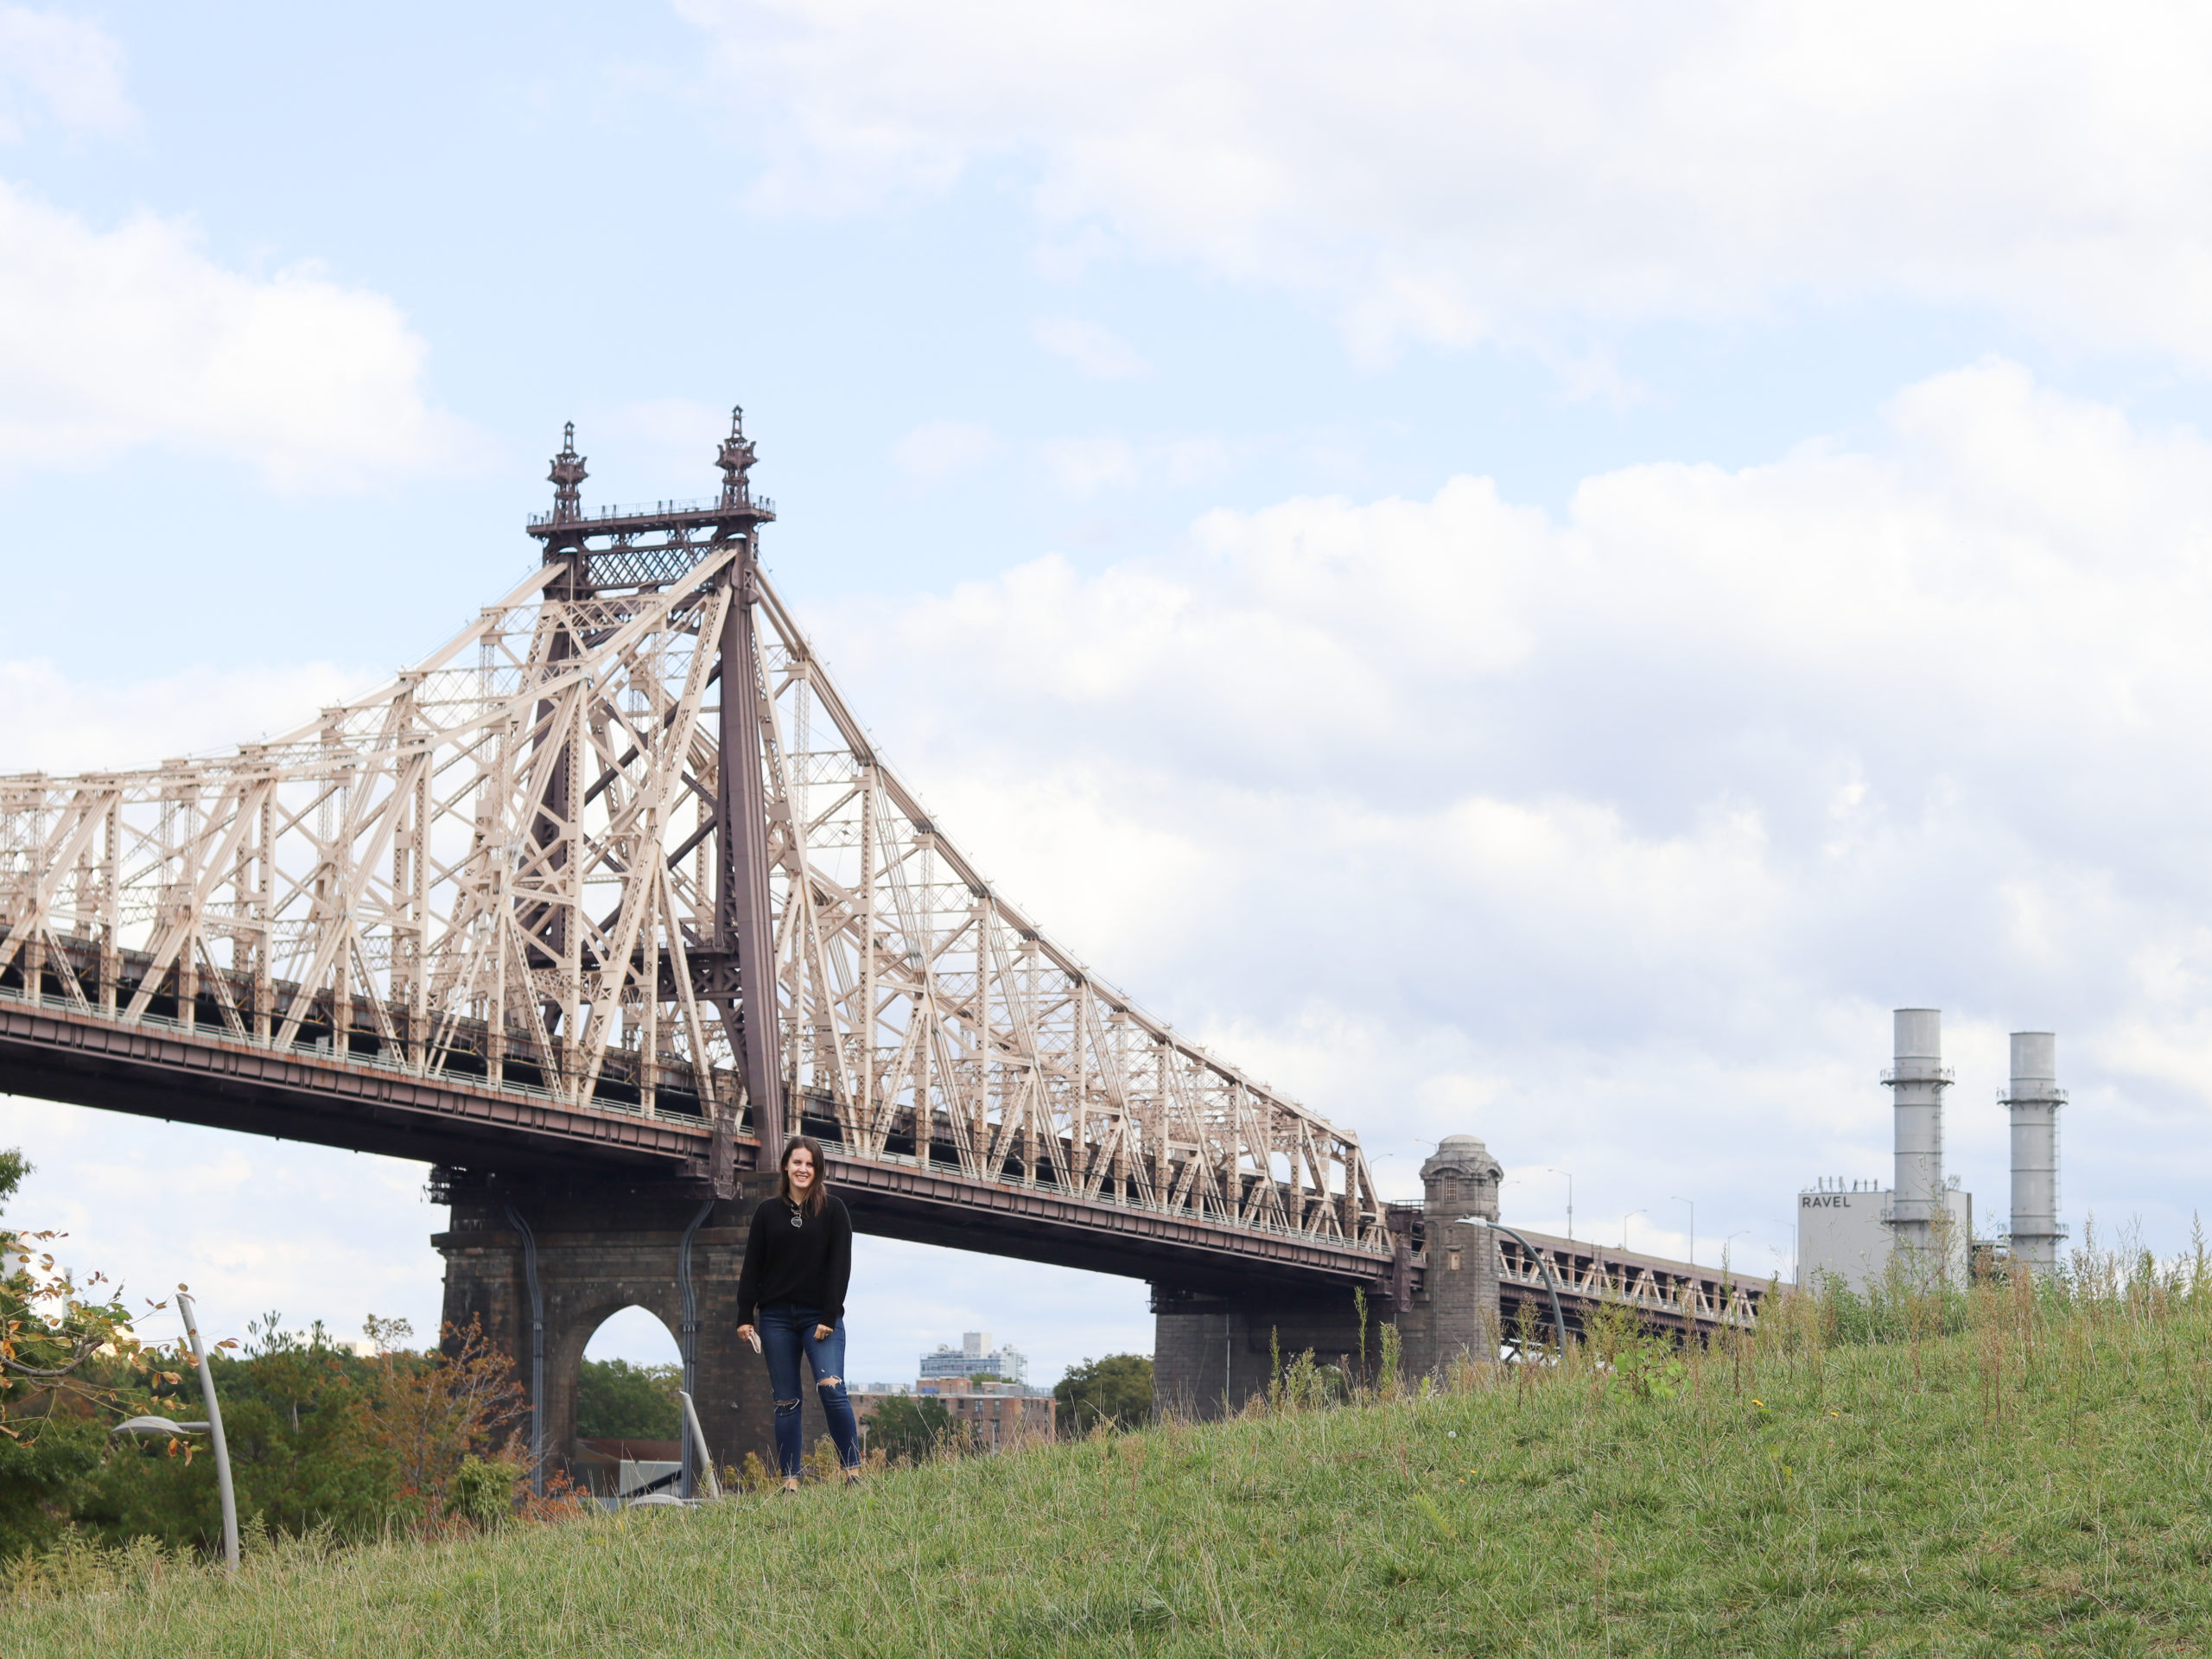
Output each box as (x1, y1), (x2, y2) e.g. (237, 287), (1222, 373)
(1400, 1134), (1503, 1376)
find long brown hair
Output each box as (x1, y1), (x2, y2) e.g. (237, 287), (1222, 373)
(777, 1135), (829, 1217)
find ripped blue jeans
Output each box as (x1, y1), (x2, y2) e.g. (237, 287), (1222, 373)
(757, 1304), (861, 1478)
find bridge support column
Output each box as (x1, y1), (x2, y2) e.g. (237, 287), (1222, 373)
(1397, 1134), (1503, 1379)
(434, 1175), (822, 1487)
(1149, 1284), (1372, 1419)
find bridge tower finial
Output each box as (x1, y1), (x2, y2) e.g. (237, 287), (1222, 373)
(716, 404), (758, 508)
(549, 423), (588, 524)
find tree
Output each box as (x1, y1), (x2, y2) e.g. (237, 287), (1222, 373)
(1054, 1353), (1154, 1433)
(357, 1316), (531, 1529)
(0, 1145), (185, 1558)
(0, 1147), (180, 1444)
(575, 1358), (681, 1440)
(77, 1319), (392, 1554)
(865, 1395), (954, 1463)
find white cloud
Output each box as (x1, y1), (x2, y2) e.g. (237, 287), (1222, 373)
(601, 397), (737, 487)
(1033, 315), (1149, 378)
(805, 359), (2212, 1262)
(0, 1104), (445, 1356)
(0, 181), (480, 487)
(684, 0), (2212, 364)
(0, 6), (131, 137)
(1030, 432), (1237, 494)
(1040, 434), (1139, 493)
(0, 14), (467, 488)
(0, 656), (379, 774)
(892, 417), (998, 481)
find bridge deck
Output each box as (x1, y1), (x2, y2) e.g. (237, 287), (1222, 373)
(0, 976), (1395, 1291)
(0, 979), (708, 1173)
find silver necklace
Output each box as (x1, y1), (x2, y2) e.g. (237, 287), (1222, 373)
(787, 1199), (805, 1229)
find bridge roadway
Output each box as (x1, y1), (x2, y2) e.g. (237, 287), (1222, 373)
(0, 966), (1390, 1298)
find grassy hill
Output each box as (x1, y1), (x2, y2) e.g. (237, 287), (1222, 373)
(9, 1250), (2212, 1657)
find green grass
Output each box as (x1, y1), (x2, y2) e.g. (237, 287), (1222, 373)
(10, 1266), (2212, 1657)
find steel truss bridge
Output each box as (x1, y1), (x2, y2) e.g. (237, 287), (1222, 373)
(1497, 1230), (1762, 1352)
(0, 409), (1763, 1351)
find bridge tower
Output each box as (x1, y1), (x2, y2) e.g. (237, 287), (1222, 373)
(1399, 1133), (1503, 1372)
(432, 1170), (822, 1491)
(434, 412), (797, 1491)
(529, 411), (785, 1172)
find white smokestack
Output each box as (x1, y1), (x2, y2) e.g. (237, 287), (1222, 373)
(1886, 1008), (1950, 1259)
(2005, 1032), (2064, 1273)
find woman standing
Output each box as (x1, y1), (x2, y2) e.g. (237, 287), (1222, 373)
(734, 1135), (862, 1490)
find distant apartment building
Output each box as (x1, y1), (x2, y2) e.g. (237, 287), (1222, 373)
(853, 1381), (1057, 1451)
(851, 1332), (1057, 1451)
(927, 1383), (1055, 1446)
(919, 1331), (1029, 1386)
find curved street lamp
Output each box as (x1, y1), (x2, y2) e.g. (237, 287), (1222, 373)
(113, 1291), (238, 1573)
(114, 1414), (208, 1435)
(1459, 1216), (1568, 1363)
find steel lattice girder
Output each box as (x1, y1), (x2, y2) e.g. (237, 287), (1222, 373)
(0, 531), (1389, 1257)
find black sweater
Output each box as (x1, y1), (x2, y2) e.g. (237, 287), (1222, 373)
(734, 1193), (853, 1326)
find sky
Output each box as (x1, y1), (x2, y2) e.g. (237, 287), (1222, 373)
(6, 0), (2212, 1385)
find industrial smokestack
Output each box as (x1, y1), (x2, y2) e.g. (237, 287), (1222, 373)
(2005, 1032), (2064, 1273)
(1885, 1008), (1950, 1259)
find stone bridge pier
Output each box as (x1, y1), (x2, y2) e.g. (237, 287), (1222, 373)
(1151, 1134), (1503, 1417)
(433, 1173), (830, 1489)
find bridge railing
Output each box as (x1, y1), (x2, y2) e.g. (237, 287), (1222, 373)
(810, 1131), (1392, 1255)
(1494, 1230), (1764, 1332)
(0, 973), (667, 1123)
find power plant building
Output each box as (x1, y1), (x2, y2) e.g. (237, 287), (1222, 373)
(1799, 1177), (1972, 1293)
(1797, 1010), (2068, 1291)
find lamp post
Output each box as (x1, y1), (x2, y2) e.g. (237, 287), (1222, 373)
(178, 1294), (238, 1572)
(115, 1293), (238, 1573)
(1620, 1210), (1646, 1252)
(1671, 1197), (1694, 1265)
(1539, 1167), (1573, 1241)
(1459, 1216), (1567, 1362)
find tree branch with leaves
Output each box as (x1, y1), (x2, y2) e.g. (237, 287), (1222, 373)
(0, 1149), (188, 1444)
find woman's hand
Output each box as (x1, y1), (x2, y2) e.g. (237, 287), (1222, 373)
(737, 1323), (758, 1347)
(814, 1323), (835, 1341)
